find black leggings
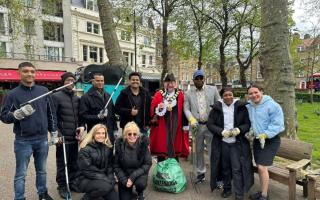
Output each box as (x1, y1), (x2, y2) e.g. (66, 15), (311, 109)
(80, 179), (119, 200)
(118, 175), (148, 200)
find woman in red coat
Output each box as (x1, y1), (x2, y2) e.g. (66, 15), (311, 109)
(150, 73), (189, 162)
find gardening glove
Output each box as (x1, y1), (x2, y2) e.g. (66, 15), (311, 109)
(188, 116), (198, 128)
(13, 104), (35, 120)
(98, 109), (108, 119)
(230, 128), (240, 137)
(258, 133), (268, 149)
(222, 130), (231, 138)
(75, 126), (85, 141)
(49, 131), (61, 145)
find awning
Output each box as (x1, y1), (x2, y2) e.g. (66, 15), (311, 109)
(141, 73), (160, 81)
(0, 69), (66, 82)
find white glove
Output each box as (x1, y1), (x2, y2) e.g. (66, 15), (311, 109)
(114, 130), (121, 138)
(222, 130), (231, 138)
(13, 104), (35, 120)
(98, 109), (108, 119)
(75, 127), (85, 141)
(230, 128), (240, 137)
(49, 131), (60, 145)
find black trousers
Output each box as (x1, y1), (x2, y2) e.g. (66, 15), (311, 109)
(80, 179), (119, 200)
(56, 141), (79, 188)
(118, 175), (148, 200)
(221, 142), (244, 197)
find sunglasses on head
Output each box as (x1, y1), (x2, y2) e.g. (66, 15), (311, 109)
(127, 132), (138, 137)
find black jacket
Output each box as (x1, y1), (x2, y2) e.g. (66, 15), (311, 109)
(79, 87), (117, 135)
(207, 100), (253, 192)
(0, 84), (57, 140)
(52, 88), (82, 141)
(114, 135), (152, 186)
(115, 86), (151, 129)
(78, 142), (115, 187)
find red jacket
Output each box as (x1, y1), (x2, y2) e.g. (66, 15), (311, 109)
(149, 90), (189, 157)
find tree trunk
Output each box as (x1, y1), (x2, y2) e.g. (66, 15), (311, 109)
(239, 65), (247, 87)
(219, 39), (228, 87)
(161, 15), (169, 83)
(260, 0), (297, 138)
(97, 0), (125, 68)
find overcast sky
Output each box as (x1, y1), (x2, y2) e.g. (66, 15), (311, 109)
(293, 0), (320, 35)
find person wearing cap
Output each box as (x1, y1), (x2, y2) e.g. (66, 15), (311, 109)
(149, 73), (189, 161)
(115, 72), (152, 136)
(52, 72), (85, 198)
(184, 69), (220, 183)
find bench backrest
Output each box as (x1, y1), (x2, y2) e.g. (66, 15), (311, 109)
(276, 137), (313, 161)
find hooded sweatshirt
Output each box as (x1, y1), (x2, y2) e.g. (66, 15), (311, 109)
(246, 95), (284, 138)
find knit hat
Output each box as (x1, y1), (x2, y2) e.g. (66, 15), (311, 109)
(61, 72), (76, 83)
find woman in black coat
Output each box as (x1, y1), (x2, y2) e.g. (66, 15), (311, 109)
(207, 87), (253, 200)
(114, 121), (152, 200)
(77, 124), (119, 200)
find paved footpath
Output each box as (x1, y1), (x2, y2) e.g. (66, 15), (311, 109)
(0, 123), (306, 200)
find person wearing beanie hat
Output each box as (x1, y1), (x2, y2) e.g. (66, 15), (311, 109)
(61, 72), (76, 84)
(52, 72), (85, 198)
(150, 72), (190, 162)
(184, 68), (221, 185)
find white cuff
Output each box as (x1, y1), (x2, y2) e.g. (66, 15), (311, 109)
(155, 105), (166, 116)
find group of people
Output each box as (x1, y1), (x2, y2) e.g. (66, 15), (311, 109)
(0, 61), (285, 200)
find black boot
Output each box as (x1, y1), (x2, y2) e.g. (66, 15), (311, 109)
(221, 189), (232, 198)
(137, 191), (145, 200)
(39, 192), (53, 200)
(249, 191), (262, 200)
(58, 186), (71, 199)
(81, 193), (91, 200)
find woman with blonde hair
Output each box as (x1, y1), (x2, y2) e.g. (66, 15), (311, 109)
(77, 124), (119, 200)
(114, 121), (152, 200)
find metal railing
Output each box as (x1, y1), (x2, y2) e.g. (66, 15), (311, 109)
(0, 52), (76, 63)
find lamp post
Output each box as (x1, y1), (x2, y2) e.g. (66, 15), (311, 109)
(133, 10), (137, 72)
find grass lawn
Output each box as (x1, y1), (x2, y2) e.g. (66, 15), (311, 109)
(297, 102), (320, 167)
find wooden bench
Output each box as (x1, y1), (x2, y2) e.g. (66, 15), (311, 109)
(307, 171), (320, 200)
(253, 137), (313, 200)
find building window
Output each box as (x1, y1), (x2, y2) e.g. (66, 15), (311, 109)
(83, 45), (88, 61)
(156, 49), (161, 57)
(123, 51), (129, 64)
(144, 36), (151, 46)
(149, 55), (153, 65)
(0, 13), (5, 35)
(89, 46), (97, 62)
(142, 55), (146, 67)
(24, 0), (33, 7)
(99, 48), (103, 63)
(24, 19), (35, 35)
(87, 22), (99, 34)
(85, 0), (98, 11)
(45, 46), (63, 61)
(0, 42), (6, 58)
(120, 31), (131, 41)
(43, 21), (63, 42)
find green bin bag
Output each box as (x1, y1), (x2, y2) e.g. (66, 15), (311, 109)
(152, 158), (187, 193)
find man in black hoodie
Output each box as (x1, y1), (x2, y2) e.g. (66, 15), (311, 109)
(0, 62), (57, 200)
(115, 72), (151, 135)
(52, 72), (85, 198)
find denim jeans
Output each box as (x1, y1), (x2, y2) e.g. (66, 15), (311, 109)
(14, 137), (49, 200)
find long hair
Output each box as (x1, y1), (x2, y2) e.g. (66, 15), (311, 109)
(80, 124), (112, 149)
(122, 121), (141, 140)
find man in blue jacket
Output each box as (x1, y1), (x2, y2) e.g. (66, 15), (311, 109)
(0, 62), (58, 200)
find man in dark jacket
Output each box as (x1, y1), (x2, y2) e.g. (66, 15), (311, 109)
(115, 72), (151, 135)
(52, 72), (85, 198)
(0, 62), (57, 200)
(79, 73), (118, 143)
